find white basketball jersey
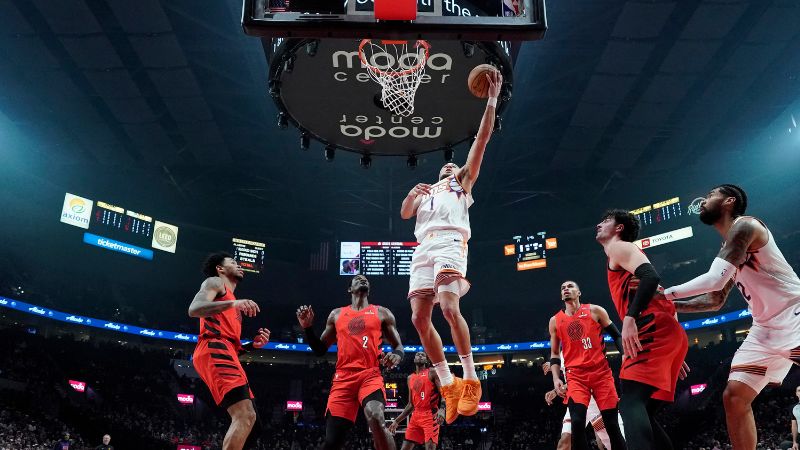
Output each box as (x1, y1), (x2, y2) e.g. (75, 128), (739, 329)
(732, 216), (800, 325)
(414, 175), (473, 242)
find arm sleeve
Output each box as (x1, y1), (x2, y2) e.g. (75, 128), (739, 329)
(664, 257), (737, 300)
(603, 323), (623, 352)
(304, 326), (328, 356)
(628, 263), (661, 318)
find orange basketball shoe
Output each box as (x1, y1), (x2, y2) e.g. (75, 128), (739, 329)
(457, 379), (482, 416)
(439, 376), (464, 424)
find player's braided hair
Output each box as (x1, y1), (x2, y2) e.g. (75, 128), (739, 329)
(715, 184), (748, 217)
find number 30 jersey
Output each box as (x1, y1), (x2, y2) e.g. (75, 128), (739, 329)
(334, 305), (383, 371)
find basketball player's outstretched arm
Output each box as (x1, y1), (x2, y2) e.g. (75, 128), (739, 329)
(457, 70), (502, 193)
(188, 277), (259, 318)
(673, 278), (736, 313)
(378, 307), (404, 369)
(547, 316), (566, 395)
(664, 219), (766, 300)
(296, 305), (337, 356)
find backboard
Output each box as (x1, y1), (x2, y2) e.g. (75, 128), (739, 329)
(242, 0), (546, 41)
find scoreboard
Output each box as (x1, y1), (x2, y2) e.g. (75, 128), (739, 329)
(631, 197), (683, 227)
(503, 232), (557, 271)
(339, 241), (418, 276)
(61, 193), (179, 259)
(232, 238), (266, 274)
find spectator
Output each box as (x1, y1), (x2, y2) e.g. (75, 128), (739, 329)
(95, 434), (113, 450)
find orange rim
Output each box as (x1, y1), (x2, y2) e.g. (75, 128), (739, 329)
(358, 39), (430, 77)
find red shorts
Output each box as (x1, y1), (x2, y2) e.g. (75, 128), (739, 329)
(565, 365), (619, 410)
(326, 368), (385, 422)
(620, 310), (688, 402)
(406, 412), (440, 445)
(193, 339), (253, 407)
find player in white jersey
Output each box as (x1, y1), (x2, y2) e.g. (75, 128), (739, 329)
(661, 184), (800, 450)
(400, 70), (502, 424)
(542, 361), (625, 450)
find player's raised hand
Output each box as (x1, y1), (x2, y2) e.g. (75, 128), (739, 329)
(296, 305), (315, 328)
(486, 70), (502, 99)
(387, 420), (399, 434)
(408, 183), (431, 198)
(541, 361), (551, 375)
(233, 299), (260, 317)
(252, 328), (271, 349)
(380, 351), (402, 370)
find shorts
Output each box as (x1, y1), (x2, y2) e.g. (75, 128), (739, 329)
(620, 309), (688, 402)
(193, 339), (253, 407)
(565, 365), (619, 410)
(406, 412), (440, 444)
(408, 231), (470, 300)
(728, 305), (800, 393)
(326, 368), (386, 422)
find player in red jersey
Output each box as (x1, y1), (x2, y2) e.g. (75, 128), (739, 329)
(596, 210), (689, 450)
(549, 280), (626, 450)
(388, 352), (445, 449)
(188, 252), (271, 450)
(296, 274), (404, 450)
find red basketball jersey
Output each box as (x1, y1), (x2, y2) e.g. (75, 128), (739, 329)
(607, 257), (675, 319)
(555, 304), (607, 372)
(198, 284), (242, 349)
(335, 304), (383, 371)
(409, 368), (440, 416)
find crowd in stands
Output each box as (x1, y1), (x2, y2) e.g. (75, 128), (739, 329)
(1, 323), (798, 450)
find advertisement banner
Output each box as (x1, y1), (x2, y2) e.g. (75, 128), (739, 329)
(286, 400), (303, 411)
(69, 380), (86, 392)
(177, 394), (194, 405)
(84, 233), (154, 260)
(60, 193), (93, 229)
(152, 221), (179, 253)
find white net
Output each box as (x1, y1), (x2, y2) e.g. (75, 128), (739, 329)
(358, 40), (430, 117)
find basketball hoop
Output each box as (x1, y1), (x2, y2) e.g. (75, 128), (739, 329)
(358, 39), (430, 117)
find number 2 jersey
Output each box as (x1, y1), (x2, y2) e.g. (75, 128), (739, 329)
(334, 304), (383, 372)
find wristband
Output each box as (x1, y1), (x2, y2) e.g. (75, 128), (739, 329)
(487, 97), (498, 108)
(549, 357), (561, 367)
(392, 348), (405, 359)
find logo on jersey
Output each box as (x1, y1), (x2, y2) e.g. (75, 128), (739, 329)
(348, 316), (366, 335)
(567, 321), (585, 342)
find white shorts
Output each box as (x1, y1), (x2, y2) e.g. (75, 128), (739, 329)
(408, 231), (470, 301)
(560, 397), (624, 448)
(728, 305), (800, 393)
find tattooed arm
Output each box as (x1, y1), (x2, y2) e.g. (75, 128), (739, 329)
(673, 278), (736, 313)
(665, 219), (765, 300)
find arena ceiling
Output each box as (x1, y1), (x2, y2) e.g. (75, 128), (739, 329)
(1, 0), (799, 335)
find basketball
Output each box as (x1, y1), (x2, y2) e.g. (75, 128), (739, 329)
(467, 64), (499, 98)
